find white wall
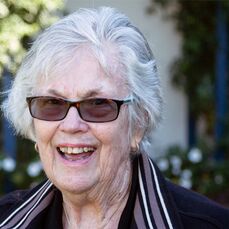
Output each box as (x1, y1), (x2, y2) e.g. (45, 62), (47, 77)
(65, 0), (188, 155)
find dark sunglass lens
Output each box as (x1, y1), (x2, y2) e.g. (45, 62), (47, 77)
(80, 99), (118, 122)
(30, 97), (68, 121)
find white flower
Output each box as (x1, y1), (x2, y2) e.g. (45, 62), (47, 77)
(157, 158), (169, 171)
(2, 157), (16, 172)
(27, 161), (43, 177)
(170, 155), (182, 175)
(188, 148), (202, 163)
(170, 155), (182, 167)
(170, 155), (182, 169)
(181, 169), (192, 179)
(179, 177), (192, 189)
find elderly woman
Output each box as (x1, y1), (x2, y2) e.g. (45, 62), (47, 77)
(0, 6), (228, 229)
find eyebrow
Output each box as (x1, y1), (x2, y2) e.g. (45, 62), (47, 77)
(46, 87), (104, 99)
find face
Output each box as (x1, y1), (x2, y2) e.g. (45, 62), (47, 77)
(33, 49), (136, 195)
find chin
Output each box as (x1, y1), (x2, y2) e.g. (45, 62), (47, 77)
(52, 175), (100, 195)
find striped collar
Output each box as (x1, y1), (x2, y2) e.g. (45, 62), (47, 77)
(0, 180), (53, 229)
(132, 153), (183, 229)
(0, 153), (183, 229)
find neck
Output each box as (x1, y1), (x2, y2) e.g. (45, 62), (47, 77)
(62, 159), (132, 229)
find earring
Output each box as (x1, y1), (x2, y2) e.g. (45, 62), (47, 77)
(131, 142), (140, 153)
(136, 143), (140, 152)
(34, 143), (39, 152)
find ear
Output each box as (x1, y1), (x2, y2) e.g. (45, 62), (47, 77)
(130, 126), (145, 151)
(131, 112), (148, 151)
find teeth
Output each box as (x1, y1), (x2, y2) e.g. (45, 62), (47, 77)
(59, 147), (94, 154)
(68, 147), (73, 154)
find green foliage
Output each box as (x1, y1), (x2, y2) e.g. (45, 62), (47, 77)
(150, 0), (229, 133)
(0, 139), (45, 195)
(0, 0), (63, 75)
(150, 0), (229, 202)
(156, 144), (229, 205)
(0, 0), (63, 195)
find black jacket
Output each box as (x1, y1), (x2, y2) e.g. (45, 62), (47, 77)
(0, 155), (229, 229)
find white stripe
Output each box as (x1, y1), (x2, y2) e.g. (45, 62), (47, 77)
(149, 159), (173, 229)
(138, 165), (154, 229)
(0, 180), (52, 227)
(14, 182), (53, 229)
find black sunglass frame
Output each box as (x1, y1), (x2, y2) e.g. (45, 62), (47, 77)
(26, 96), (132, 122)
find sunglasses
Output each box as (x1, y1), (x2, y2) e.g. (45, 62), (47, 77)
(26, 96), (132, 122)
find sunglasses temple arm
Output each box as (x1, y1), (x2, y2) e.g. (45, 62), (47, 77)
(123, 96), (134, 104)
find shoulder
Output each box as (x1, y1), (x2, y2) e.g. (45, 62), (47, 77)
(0, 180), (50, 221)
(0, 189), (29, 216)
(166, 180), (229, 229)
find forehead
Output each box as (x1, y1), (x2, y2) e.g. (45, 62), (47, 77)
(35, 48), (129, 98)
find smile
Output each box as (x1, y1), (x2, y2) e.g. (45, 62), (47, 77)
(57, 146), (96, 162)
(58, 146), (95, 154)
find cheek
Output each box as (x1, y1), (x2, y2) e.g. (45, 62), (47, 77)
(96, 113), (130, 148)
(33, 120), (57, 145)
(33, 121), (57, 174)
(97, 119), (131, 160)
(97, 126), (131, 181)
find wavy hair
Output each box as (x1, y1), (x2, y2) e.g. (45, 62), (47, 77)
(2, 7), (163, 154)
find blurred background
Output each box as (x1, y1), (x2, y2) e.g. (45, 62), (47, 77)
(0, 0), (229, 206)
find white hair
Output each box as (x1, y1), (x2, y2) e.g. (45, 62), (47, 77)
(2, 6), (163, 154)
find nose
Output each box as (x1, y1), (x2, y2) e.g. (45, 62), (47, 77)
(59, 106), (89, 133)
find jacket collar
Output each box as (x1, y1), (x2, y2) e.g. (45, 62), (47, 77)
(0, 153), (183, 229)
(132, 153), (183, 229)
